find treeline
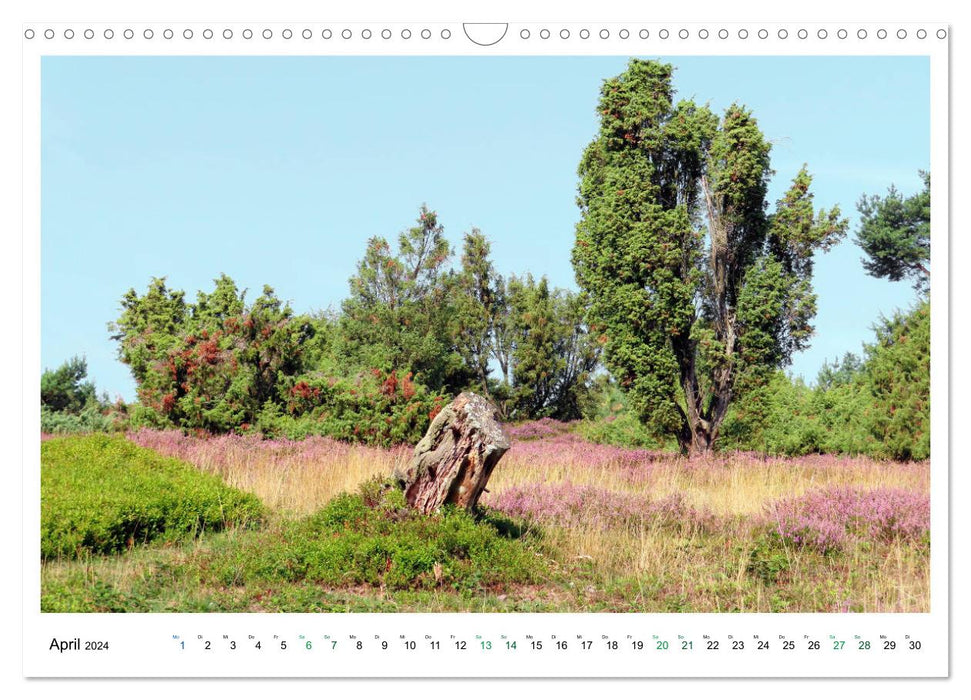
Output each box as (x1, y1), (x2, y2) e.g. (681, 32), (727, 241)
(40, 201), (930, 460)
(717, 168), (931, 461)
(42, 293), (928, 462)
(96, 207), (599, 445)
(40, 284), (929, 461)
(720, 300), (930, 461)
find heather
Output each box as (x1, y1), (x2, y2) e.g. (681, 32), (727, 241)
(504, 417), (577, 441)
(764, 486), (930, 552)
(42, 427), (930, 612)
(491, 483), (712, 532)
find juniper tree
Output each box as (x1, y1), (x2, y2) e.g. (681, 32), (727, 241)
(111, 275), (309, 431)
(572, 59), (847, 454)
(452, 229), (499, 399)
(506, 275), (561, 417)
(340, 205), (466, 391)
(492, 274), (600, 420)
(109, 277), (187, 386)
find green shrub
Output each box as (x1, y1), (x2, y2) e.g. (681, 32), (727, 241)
(41, 434), (265, 559)
(41, 356), (97, 414)
(577, 380), (670, 449)
(579, 413), (666, 449)
(746, 532), (793, 585)
(720, 301), (929, 460)
(40, 356), (129, 435)
(41, 404), (116, 434)
(863, 301), (930, 460)
(200, 479), (545, 592)
(127, 404), (172, 431)
(263, 369), (447, 446)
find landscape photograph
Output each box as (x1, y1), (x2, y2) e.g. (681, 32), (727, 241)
(39, 55), (931, 613)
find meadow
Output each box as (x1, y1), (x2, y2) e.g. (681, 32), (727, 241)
(40, 420), (930, 613)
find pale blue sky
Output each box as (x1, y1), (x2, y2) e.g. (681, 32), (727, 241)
(41, 56), (929, 401)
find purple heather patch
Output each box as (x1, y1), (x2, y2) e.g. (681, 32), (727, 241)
(487, 481), (713, 531)
(764, 486), (930, 551)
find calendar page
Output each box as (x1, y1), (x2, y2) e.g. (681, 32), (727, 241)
(21, 8), (950, 681)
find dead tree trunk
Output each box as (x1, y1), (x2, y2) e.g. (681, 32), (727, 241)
(392, 392), (510, 514)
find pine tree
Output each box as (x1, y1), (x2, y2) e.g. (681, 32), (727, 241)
(856, 171), (930, 291)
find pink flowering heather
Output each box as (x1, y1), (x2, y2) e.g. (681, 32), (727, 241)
(502, 421), (929, 488)
(713, 450), (929, 475)
(764, 486), (930, 551)
(505, 430), (666, 484)
(504, 418), (578, 441)
(488, 482), (712, 531)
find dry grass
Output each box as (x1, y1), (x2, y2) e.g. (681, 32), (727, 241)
(128, 431), (406, 516)
(494, 443), (928, 516)
(117, 428), (930, 612)
(489, 439), (929, 612)
(127, 429), (928, 520)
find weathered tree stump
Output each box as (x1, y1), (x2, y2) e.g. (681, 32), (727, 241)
(392, 392), (510, 514)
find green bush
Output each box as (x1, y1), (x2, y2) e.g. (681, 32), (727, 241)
(579, 413), (665, 449)
(127, 403), (172, 431)
(41, 404), (115, 434)
(41, 356), (97, 414)
(200, 480), (545, 592)
(863, 301), (930, 460)
(578, 379), (670, 449)
(720, 300), (929, 460)
(272, 369), (447, 446)
(746, 532), (793, 585)
(40, 356), (129, 435)
(41, 434), (265, 559)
